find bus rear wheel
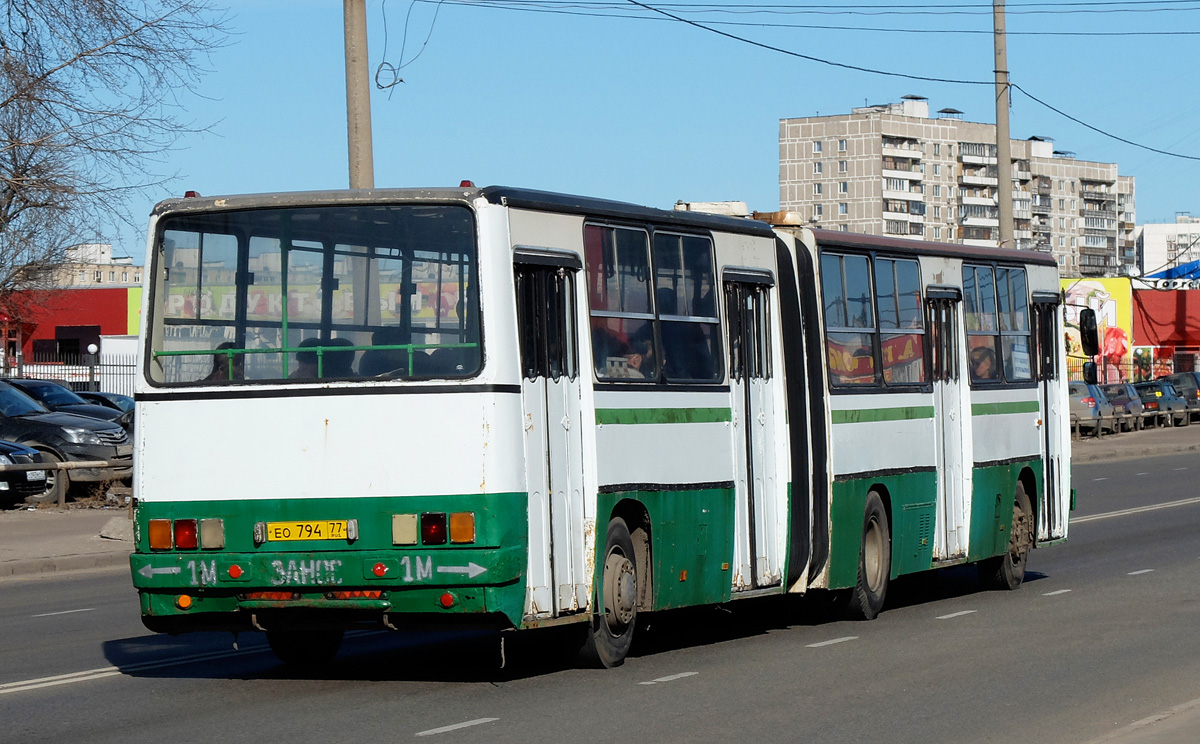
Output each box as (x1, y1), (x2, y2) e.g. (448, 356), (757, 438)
(580, 517), (638, 668)
(266, 629), (344, 667)
(979, 482), (1033, 590)
(848, 491), (890, 621)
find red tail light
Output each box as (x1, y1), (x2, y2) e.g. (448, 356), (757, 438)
(173, 519), (198, 549)
(421, 512), (448, 545)
(1081, 396), (1096, 408)
(1146, 401), (1159, 411)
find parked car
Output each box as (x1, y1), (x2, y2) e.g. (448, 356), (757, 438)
(1, 379), (130, 432)
(0, 439), (49, 508)
(1100, 383), (1149, 431)
(1159, 372), (1200, 423)
(1133, 380), (1190, 427)
(77, 391), (134, 413)
(0, 384), (131, 503)
(1068, 381), (1119, 437)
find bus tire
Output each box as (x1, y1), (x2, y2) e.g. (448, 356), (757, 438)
(266, 629), (344, 667)
(580, 517), (638, 668)
(25, 449), (65, 505)
(979, 481), (1033, 590)
(848, 491), (889, 621)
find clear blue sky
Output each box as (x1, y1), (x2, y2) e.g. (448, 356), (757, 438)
(116, 0), (1200, 263)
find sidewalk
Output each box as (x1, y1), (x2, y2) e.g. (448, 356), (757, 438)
(0, 505), (132, 579)
(1069, 417), (1200, 463)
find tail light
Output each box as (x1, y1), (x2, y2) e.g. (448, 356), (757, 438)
(1081, 396), (1096, 408)
(148, 519), (173, 550)
(173, 519), (198, 550)
(1145, 401), (1159, 411)
(421, 512), (448, 545)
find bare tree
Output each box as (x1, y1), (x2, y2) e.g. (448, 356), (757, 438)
(0, 0), (227, 297)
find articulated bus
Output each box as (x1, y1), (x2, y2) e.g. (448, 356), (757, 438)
(130, 186), (1073, 666)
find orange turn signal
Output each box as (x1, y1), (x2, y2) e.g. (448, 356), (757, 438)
(148, 519), (172, 550)
(449, 512), (476, 544)
(175, 595), (193, 610)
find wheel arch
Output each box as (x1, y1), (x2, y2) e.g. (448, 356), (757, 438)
(608, 498), (654, 612)
(867, 483), (894, 541)
(1018, 465), (1038, 532)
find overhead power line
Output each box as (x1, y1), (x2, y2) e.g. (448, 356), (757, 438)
(617, 0), (1200, 160)
(620, 0), (994, 84)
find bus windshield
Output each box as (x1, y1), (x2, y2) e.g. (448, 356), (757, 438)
(147, 203), (481, 385)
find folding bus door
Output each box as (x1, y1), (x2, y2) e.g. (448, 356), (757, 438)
(516, 261), (588, 617)
(725, 277), (782, 591)
(1033, 298), (1068, 541)
(927, 291), (969, 561)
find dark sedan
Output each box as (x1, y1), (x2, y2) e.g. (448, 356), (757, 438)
(0, 439), (48, 507)
(0, 384), (131, 503)
(2, 379), (129, 431)
(77, 391), (134, 413)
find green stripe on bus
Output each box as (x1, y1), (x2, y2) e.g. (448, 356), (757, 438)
(594, 407), (733, 425)
(830, 406), (935, 424)
(971, 400), (1041, 416)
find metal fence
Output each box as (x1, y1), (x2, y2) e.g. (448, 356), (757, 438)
(0, 354), (137, 396)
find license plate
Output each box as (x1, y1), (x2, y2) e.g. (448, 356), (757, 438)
(25, 470), (45, 481)
(266, 520), (348, 541)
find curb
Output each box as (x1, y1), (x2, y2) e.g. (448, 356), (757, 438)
(0, 550), (131, 579)
(1071, 441), (1200, 464)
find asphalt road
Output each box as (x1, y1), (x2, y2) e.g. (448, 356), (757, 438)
(2, 455), (1199, 744)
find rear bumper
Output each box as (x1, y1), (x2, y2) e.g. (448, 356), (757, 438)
(131, 545), (526, 633)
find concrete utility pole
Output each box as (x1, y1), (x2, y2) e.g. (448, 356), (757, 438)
(994, 0), (1014, 249)
(344, 0), (375, 189)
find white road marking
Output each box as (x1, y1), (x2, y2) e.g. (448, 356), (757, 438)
(639, 671), (698, 685)
(1043, 589), (1072, 596)
(1174, 467), (1188, 471)
(0, 628), (382, 696)
(936, 610), (977, 620)
(1136, 472), (1149, 476)
(1128, 569), (1155, 575)
(0, 647), (272, 696)
(30, 608), (96, 618)
(416, 719), (499, 736)
(1092, 477), (1109, 481)
(1072, 496), (1200, 523)
(805, 636), (857, 648)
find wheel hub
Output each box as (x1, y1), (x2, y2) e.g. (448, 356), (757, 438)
(602, 552), (636, 631)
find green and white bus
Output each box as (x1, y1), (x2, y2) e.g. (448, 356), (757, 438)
(130, 186), (1073, 666)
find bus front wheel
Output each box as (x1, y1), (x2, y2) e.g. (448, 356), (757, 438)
(979, 481), (1033, 590)
(581, 517), (638, 668)
(266, 629), (344, 667)
(848, 491), (890, 621)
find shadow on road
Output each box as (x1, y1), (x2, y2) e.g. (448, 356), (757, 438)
(101, 567), (1050, 683)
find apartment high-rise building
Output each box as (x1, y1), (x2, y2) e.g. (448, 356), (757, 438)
(779, 96), (1136, 277)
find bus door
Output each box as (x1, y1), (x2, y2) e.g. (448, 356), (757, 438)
(725, 277), (782, 591)
(516, 260), (588, 617)
(927, 290), (969, 561)
(1033, 298), (1068, 540)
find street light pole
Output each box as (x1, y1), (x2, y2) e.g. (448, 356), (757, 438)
(344, 0), (375, 189)
(994, 0), (1014, 249)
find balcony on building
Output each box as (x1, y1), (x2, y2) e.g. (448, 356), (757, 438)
(962, 195), (996, 207)
(881, 136), (922, 160)
(960, 172), (998, 187)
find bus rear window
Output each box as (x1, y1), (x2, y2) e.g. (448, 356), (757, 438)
(149, 204), (481, 385)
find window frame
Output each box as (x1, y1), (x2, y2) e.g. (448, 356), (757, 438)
(962, 263), (1034, 387)
(585, 222), (724, 385)
(819, 250), (929, 391)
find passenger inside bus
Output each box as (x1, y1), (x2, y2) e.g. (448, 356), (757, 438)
(358, 328), (409, 377)
(202, 342), (243, 382)
(970, 345), (998, 382)
(291, 338), (322, 379)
